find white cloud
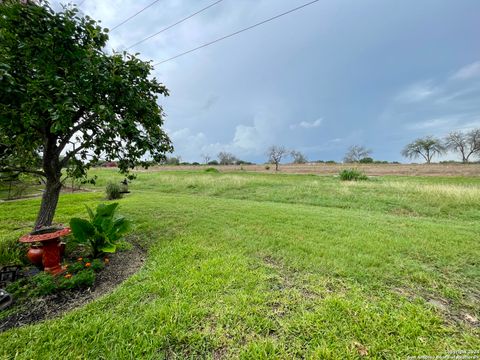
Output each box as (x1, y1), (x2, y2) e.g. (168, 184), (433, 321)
(405, 117), (457, 131)
(232, 114), (275, 152)
(450, 61), (480, 80)
(290, 118), (323, 129)
(165, 111), (279, 161)
(395, 81), (440, 103)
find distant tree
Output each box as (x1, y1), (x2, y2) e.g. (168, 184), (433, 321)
(235, 160), (254, 165)
(291, 150), (307, 164)
(444, 129), (480, 163)
(359, 157), (374, 164)
(201, 153), (211, 164)
(344, 145), (372, 163)
(217, 152), (237, 165)
(0, 2), (172, 228)
(267, 145), (289, 171)
(207, 160), (219, 166)
(401, 136), (445, 163)
(164, 156), (181, 165)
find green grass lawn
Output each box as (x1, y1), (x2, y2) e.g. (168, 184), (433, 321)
(1, 169), (479, 358)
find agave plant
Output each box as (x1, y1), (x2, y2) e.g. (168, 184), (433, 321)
(70, 203), (130, 258)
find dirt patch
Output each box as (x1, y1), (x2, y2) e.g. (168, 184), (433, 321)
(0, 187), (94, 203)
(393, 288), (479, 328)
(0, 244), (146, 332)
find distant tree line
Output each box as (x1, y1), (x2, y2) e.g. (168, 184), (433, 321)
(121, 127), (480, 168)
(402, 128), (480, 163)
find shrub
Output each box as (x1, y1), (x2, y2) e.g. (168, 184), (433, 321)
(31, 273), (57, 296)
(29, 269), (96, 295)
(265, 165), (270, 170)
(204, 167), (219, 173)
(359, 157), (374, 163)
(59, 269), (95, 290)
(70, 203), (130, 257)
(207, 160), (219, 165)
(106, 182), (122, 200)
(339, 169), (368, 181)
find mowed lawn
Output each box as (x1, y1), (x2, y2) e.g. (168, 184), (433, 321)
(1, 169), (479, 359)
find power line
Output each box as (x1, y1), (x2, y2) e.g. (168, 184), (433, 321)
(110, 0), (162, 32)
(77, 0), (86, 6)
(126, 0), (224, 50)
(153, 0), (320, 67)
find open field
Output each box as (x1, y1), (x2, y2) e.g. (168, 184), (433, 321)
(150, 163), (480, 177)
(1, 170), (479, 358)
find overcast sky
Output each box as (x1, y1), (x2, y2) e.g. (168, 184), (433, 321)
(60, 0), (480, 163)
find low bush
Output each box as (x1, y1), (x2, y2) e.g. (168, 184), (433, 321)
(31, 272), (57, 295)
(339, 169), (368, 181)
(6, 257), (107, 298)
(204, 167), (219, 173)
(359, 157), (374, 163)
(106, 182), (122, 200)
(58, 269), (95, 291)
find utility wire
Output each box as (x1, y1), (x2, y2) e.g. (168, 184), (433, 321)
(110, 0), (163, 32)
(153, 0), (319, 66)
(126, 0), (224, 50)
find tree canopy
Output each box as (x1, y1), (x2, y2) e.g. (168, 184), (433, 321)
(267, 145), (288, 171)
(444, 129), (480, 163)
(343, 145), (371, 163)
(0, 2), (172, 227)
(401, 136), (444, 164)
(291, 150), (307, 164)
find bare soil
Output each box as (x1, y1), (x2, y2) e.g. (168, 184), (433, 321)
(146, 163), (480, 177)
(0, 245), (146, 332)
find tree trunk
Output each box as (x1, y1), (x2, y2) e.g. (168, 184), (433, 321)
(275, 162), (279, 171)
(34, 176), (62, 229)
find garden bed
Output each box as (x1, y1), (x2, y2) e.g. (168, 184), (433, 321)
(0, 244), (145, 332)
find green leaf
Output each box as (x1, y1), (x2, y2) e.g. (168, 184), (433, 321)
(70, 218), (95, 244)
(85, 205), (95, 221)
(100, 242), (116, 253)
(113, 217), (130, 236)
(96, 203), (118, 218)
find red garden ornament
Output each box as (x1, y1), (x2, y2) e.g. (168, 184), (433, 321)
(19, 227), (71, 275)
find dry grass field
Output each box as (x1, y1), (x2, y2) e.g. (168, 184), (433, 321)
(149, 163), (480, 177)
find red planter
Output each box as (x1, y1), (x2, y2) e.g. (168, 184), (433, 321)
(27, 245), (44, 267)
(19, 227), (71, 275)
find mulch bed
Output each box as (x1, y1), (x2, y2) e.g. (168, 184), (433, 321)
(0, 244), (146, 333)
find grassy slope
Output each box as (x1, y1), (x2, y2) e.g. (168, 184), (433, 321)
(0, 170), (479, 359)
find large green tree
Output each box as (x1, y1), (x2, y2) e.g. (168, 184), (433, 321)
(0, 1), (172, 228)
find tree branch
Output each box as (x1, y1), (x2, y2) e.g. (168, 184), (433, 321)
(0, 166), (46, 177)
(57, 108), (90, 153)
(60, 142), (90, 167)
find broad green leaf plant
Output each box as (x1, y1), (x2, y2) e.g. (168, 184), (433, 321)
(70, 203), (130, 258)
